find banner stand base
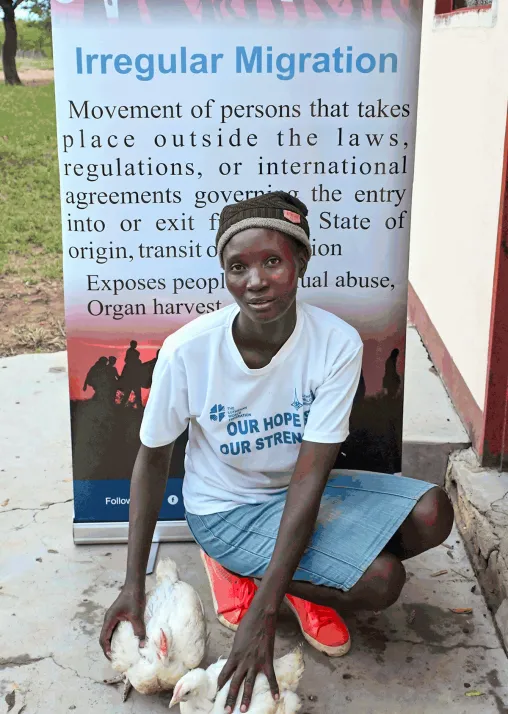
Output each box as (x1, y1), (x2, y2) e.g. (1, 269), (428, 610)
(73, 520), (193, 545)
(146, 541), (160, 574)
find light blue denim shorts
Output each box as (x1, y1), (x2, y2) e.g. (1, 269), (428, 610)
(186, 470), (436, 592)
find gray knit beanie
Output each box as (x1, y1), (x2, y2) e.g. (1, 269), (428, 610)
(216, 191), (311, 267)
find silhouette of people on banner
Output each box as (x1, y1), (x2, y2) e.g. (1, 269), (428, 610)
(82, 355), (122, 404)
(383, 348), (401, 398)
(75, 342), (167, 480)
(141, 349), (161, 390)
(355, 370), (366, 404)
(106, 356), (120, 403)
(82, 341), (162, 408)
(120, 340), (143, 408)
(75, 338), (403, 479)
(83, 356), (110, 401)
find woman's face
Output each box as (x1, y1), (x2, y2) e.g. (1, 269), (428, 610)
(223, 228), (307, 324)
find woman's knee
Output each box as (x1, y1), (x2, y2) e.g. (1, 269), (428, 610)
(412, 486), (454, 546)
(360, 552), (406, 610)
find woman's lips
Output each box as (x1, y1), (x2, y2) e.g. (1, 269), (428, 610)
(247, 298), (276, 311)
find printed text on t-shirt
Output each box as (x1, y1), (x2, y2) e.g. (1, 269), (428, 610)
(219, 410), (309, 455)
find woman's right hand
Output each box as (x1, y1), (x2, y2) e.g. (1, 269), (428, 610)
(99, 584), (146, 659)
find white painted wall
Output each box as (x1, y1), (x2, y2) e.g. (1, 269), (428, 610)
(409, 0), (507, 409)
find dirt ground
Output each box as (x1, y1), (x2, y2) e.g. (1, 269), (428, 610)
(0, 276), (65, 357)
(0, 68), (54, 85)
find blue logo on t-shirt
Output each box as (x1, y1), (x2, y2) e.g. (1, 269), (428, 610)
(291, 388), (315, 411)
(210, 404), (226, 422)
(291, 389), (303, 411)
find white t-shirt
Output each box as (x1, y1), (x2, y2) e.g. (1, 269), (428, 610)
(140, 302), (363, 515)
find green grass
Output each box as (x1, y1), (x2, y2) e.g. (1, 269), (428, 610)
(0, 82), (62, 280)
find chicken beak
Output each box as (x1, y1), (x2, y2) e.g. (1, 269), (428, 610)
(169, 688), (180, 708)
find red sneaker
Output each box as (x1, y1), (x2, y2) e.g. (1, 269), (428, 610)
(200, 550), (258, 631)
(285, 594), (351, 657)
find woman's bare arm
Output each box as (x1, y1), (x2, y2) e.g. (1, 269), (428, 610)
(99, 442), (173, 657)
(124, 443), (174, 590)
(253, 439), (340, 609)
(218, 440), (341, 712)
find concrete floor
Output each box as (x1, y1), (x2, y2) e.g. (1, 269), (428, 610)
(1, 351), (508, 714)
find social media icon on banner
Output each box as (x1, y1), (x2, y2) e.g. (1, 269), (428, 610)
(167, 495), (179, 505)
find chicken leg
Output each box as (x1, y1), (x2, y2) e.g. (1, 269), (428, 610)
(103, 674), (133, 702)
(103, 675), (124, 685)
(122, 678), (133, 702)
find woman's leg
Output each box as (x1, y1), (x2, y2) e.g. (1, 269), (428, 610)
(192, 481), (454, 621)
(286, 550), (407, 614)
(384, 486), (454, 561)
(285, 486), (453, 614)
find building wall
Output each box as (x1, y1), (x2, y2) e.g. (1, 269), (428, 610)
(409, 0), (507, 412)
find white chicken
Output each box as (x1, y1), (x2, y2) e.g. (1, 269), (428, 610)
(108, 558), (207, 700)
(169, 648), (304, 714)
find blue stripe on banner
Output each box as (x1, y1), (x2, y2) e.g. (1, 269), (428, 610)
(73, 478), (185, 523)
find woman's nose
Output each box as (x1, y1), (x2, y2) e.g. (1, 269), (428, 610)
(247, 267), (267, 290)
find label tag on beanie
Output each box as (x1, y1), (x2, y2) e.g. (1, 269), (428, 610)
(283, 210), (301, 224)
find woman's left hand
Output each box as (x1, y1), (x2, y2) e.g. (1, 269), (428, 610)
(217, 602), (279, 713)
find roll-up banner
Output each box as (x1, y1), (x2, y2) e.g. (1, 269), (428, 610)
(50, 0), (423, 544)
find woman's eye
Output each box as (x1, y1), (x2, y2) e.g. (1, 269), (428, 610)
(266, 257), (281, 266)
(230, 264), (245, 272)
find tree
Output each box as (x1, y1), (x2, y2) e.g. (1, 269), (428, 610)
(25, 0), (50, 34)
(0, 0), (50, 85)
(1, 0), (23, 84)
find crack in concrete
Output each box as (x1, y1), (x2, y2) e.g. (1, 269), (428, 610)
(490, 490), (508, 514)
(2, 499), (74, 533)
(0, 498), (73, 517)
(47, 655), (100, 685)
(387, 638), (502, 653)
(1, 653), (103, 686)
